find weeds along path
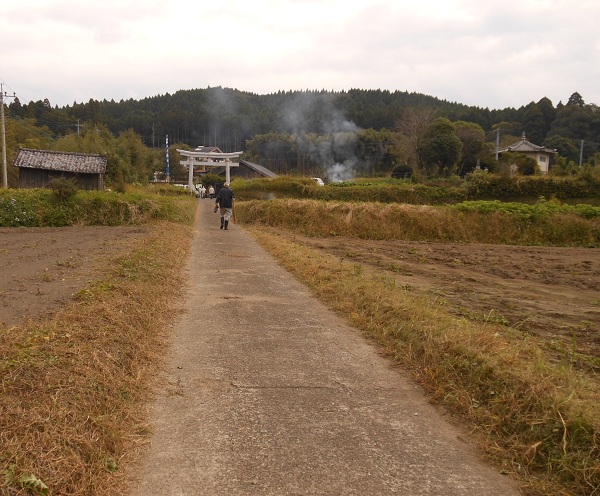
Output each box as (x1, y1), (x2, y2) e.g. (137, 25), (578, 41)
(1, 221), (192, 496)
(127, 199), (520, 495)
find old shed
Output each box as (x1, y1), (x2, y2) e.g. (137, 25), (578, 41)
(13, 148), (108, 190)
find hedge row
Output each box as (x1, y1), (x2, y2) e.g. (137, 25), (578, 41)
(232, 174), (600, 205)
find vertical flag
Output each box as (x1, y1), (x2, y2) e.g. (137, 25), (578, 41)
(165, 134), (170, 180)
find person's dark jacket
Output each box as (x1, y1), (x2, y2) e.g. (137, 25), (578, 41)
(215, 187), (235, 208)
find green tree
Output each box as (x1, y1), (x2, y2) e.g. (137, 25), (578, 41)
(4, 115), (55, 187)
(355, 128), (398, 176)
(292, 131), (330, 175)
(200, 173), (224, 189)
(246, 132), (297, 174)
(522, 104), (547, 145)
(501, 152), (538, 175)
(391, 163), (413, 179)
(52, 123), (152, 185)
(454, 121), (485, 176)
(567, 91), (585, 107)
(168, 144), (189, 182)
(537, 96), (557, 131)
(549, 154), (579, 176)
(543, 135), (579, 163)
(115, 128), (153, 183)
(419, 118), (463, 176)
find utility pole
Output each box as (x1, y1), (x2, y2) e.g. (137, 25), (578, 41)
(495, 128), (500, 161)
(1, 83), (16, 189)
(165, 134), (170, 182)
(579, 139), (584, 167)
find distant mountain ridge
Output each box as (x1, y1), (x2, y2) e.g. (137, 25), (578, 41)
(9, 87), (599, 162)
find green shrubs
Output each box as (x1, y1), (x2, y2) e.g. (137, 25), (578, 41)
(464, 169), (600, 200)
(0, 188), (196, 227)
(47, 177), (79, 202)
(233, 176), (467, 204)
(452, 197), (600, 219)
(233, 173), (600, 206)
(0, 190), (44, 226)
(391, 163), (413, 179)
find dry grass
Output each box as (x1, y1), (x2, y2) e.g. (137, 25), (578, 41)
(236, 199), (600, 246)
(0, 221), (192, 495)
(245, 225), (600, 496)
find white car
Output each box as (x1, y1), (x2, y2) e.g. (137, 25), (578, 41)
(312, 177), (325, 186)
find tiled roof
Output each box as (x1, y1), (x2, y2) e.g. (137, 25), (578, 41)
(13, 148), (107, 174)
(194, 146), (222, 153)
(240, 159), (278, 178)
(499, 133), (556, 154)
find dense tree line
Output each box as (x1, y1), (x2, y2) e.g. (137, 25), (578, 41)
(5, 87), (600, 182)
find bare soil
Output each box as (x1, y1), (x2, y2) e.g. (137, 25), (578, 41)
(0, 226), (151, 328)
(2, 226), (599, 366)
(291, 236), (600, 370)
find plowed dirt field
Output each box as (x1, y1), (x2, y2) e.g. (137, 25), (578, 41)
(1, 227), (599, 371)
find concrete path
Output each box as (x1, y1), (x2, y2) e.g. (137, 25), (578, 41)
(129, 199), (520, 495)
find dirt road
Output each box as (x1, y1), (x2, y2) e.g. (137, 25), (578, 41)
(126, 200), (520, 495)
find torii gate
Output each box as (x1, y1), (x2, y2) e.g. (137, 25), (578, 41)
(177, 147), (243, 189)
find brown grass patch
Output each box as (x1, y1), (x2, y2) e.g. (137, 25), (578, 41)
(0, 221), (192, 495)
(236, 199), (600, 246)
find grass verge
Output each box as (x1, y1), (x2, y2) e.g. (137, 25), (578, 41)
(246, 226), (600, 496)
(0, 220), (193, 495)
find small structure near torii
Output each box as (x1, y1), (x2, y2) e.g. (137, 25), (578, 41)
(177, 146), (242, 189)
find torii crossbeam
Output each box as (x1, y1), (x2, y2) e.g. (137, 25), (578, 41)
(177, 147), (243, 188)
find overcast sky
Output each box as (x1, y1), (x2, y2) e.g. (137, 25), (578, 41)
(1, 0), (598, 111)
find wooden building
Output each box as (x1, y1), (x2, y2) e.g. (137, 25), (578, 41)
(13, 148), (108, 190)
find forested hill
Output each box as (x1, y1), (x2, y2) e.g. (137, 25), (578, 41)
(7, 87), (600, 161)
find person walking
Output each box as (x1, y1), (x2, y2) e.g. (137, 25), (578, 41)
(208, 185), (215, 199)
(214, 182), (235, 230)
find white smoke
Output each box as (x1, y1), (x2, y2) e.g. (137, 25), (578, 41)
(276, 92), (363, 180)
(327, 159), (356, 183)
(326, 132), (358, 182)
(278, 92), (359, 136)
